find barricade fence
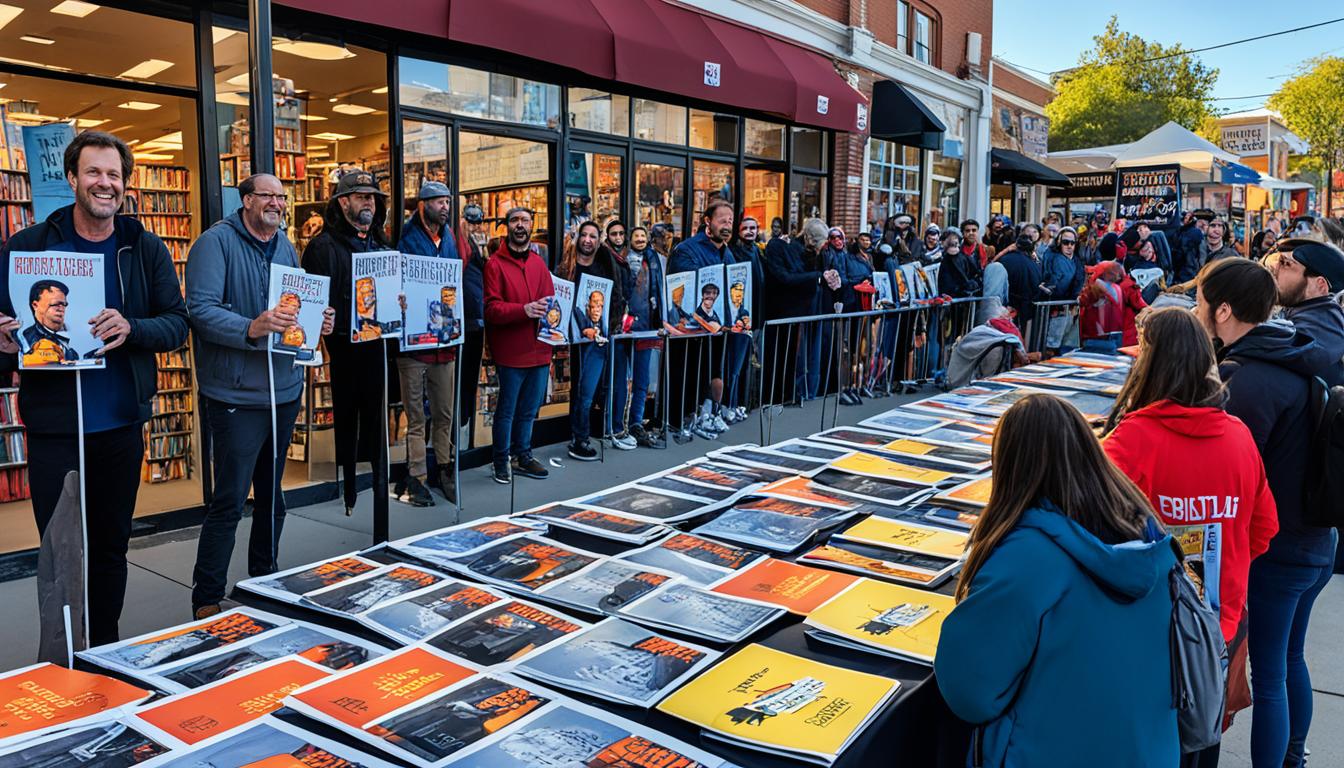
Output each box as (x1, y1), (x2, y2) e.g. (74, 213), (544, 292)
(1022, 299), (1082, 355)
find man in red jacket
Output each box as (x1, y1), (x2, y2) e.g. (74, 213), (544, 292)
(483, 207), (555, 484)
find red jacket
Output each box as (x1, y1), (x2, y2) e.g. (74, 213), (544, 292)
(483, 241), (555, 368)
(1079, 262), (1147, 346)
(1103, 400), (1279, 642)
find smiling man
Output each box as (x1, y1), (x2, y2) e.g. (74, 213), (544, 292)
(0, 130), (188, 644)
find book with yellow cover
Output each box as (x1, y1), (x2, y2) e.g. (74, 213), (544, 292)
(835, 516), (970, 560)
(934, 475), (994, 508)
(710, 558), (859, 615)
(828, 452), (958, 487)
(877, 438), (992, 472)
(656, 644), (900, 766)
(0, 663), (152, 745)
(804, 578), (957, 664)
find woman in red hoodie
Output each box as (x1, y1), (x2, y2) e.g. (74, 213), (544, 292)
(1102, 306), (1278, 766)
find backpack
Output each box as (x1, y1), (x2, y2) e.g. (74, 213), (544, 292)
(1167, 537), (1228, 754)
(1304, 375), (1344, 527)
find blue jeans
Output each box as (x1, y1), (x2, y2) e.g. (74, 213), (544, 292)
(724, 333), (751, 409)
(611, 343), (653, 432)
(569, 342), (607, 443)
(1248, 532), (1338, 768)
(797, 323), (823, 399)
(492, 364), (548, 464)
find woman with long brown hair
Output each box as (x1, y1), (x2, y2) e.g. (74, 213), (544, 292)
(935, 393), (1180, 768)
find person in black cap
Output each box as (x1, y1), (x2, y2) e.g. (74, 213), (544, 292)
(302, 168), (392, 515)
(393, 181), (461, 507)
(1267, 238), (1344, 388)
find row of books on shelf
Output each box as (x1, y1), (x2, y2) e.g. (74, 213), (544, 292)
(130, 166), (189, 190)
(124, 189), (190, 214)
(156, 349), (190, 369)
(0, 430), (24, 465)
(157, 370), (192, 390)
(0, 171), (29, 199)
(0, 466), (28, 502)
(1, 206), (33, 243)
(0, 391), (17, 426)
(275, 126), (302, 152)
(146, 434), (189, 461)
(148, 412), (192, 433)
(164, 239), (189, 261)
(134, 214), (192, 239)
(142, 456), (189, 482)
(152, 391), (193, 415)
(276, 153), (306, 182)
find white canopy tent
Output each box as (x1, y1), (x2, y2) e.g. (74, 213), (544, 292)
(1045, 121), (1244, 181)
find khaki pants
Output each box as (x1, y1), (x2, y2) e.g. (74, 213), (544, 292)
(396, 356), (456, 479)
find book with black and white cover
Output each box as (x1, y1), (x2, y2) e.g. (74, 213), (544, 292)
(237, 553), (382, 604)
(799, 538), (962, 588)
(617, 533), (763, 586)
(534, 558), (679, 615)
(447, 535), (602, 594)
(691, 506), (839, 554)
(761, 438), (854, 462)
(809, 467), (932, 507)
(706, 445), (831, 475)
(578, 482), (719, 523)
(359, 581), (508, 645)
(660, 458), (789, 492)
(811, 426), (906, 448)
(79, 608), (292, 679)
(0, 718), (179, 765)
(639, 474), (739, 501)
(514, 618), (720, 708)
(898, 420), (995, 450)
(424, 599), (589, 667)
(858, 409), (951, 435)
(520, 502), (666, 544)
(388, 518), (547, 567)
(131, 717), (398, 768)
(733, 495), (858, 521)
(300, 563), (449, 618)
(615, 582), (784, 644)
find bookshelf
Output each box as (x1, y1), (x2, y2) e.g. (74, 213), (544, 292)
(463, 184), (550, 241)
(289, 353), (334, 462)
(0, 169), (33, 245)
(0, 385), (29, 502)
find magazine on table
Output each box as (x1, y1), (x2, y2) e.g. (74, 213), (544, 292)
(533, 558), (678, 616)
(811, 426), (908, 448)
(577, 482), (720, 523)
(147, 621), (385, 693)
(751, 475), (863, 511)
(537, 276), (574, 346)
(131, 716), (399, 768)
(705, 446), (831, 476)
(446, 535), (601, 594)
(733, 495), (859, 521)
(0, 718), (178, 765)
(933, 475), (994, 508)
(0, 663), (151, 747)
(514, 618), (720, 708)
(443, 698), (741, 768)
(808, 468), (931, 508)
(300, 563), (449, 618)
(657, 643), (901, 766)
(131, 657), (330, 746)
(360, 581), (508, 645)
(236, 553), (382, 604)
(690, 506), (839, 554)
(615, 582), (784, 644)
(640, 473), (739, 501)
(424, 599), (589, 666)
(828, 452), (962, 487)
(266, 264), (329, 360)
(617, 533), (763, 586)
(874, 436), (993, 472)
(79, 607), (293, 679)
(834, 515), (971, 560)
(710, 557), (859, 615)
(798, 538), (962, 588)
(762, 438), (854, 462)
(804, 578), (957, 665)
(401, 253), (464, 351)
(519, 503), (666, 544)
(350, 250), (402, 342)
(388, 517), (547, 568)
(7, 250), (107, 369)
(660, 459), (788, 492)
(896, 421), (996, 450)
(921, 502), (983, 530)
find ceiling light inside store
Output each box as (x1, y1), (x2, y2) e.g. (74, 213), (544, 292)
(309, 131), (355, 141)
(117, 101), (161, 111)
(0, 4), (22, 31)
(118, 59), (173, 80)
(50, 1), (99, 17)
(273, 36), (355, 61)
(20, 34), (55, 44)
(298, 114), (327, 121)
(216, 92), (249, 106)
(331, 103), (374, 116)
(74, 118), (107, 127)
(133, 152), (172, 161)
(5, 111), (60, 122)
(372, 86), (387, 94)
(0, 55), (68, 70)
(141, 131), (182, 150)
(211, 27), (236, 43)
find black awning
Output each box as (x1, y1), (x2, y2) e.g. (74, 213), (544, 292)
(991, 148), (1072, 187)
(870, 79), (946, 151)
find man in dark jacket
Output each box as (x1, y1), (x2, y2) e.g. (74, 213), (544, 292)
(562, 221), (617, 460)
(995, 233), (1044, 329)
(395, 181), (461, 506)
(615, 227), (665, 448)
(1198, 258), (1337, 768)
(668, 200), (735, 440)
(0, 131), (187, 642)
(187, 173), (334, 619)
(1267, 239), (1344, 388)
(723, 216), (766, 423)
(302, 168), (392, 515)
(763, 218), (841, 402)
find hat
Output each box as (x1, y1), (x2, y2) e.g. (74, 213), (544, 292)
(462, 204), (484, 224)
(1191, 208), (1216, 222)
(924, 224), (941, 237)
(334, 168), (384, 198)
(894, 214), (913, 225)
(828, 227), (845, 238)
(418, 181), (451, 200)
(1283, 239), (1344, 292)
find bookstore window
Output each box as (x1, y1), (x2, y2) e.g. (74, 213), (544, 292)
(633, 100), (687, 145)
(636, 161), (685, 249)
(401, 120), (449, 203)
(930, 150), (962, 229)
(791, 127), (827, 172)
(689, 110), (737, 154)
(744, 167), (785, 242)
(568, 88), (629, 137)
(692, 159), (734, 228)
(896, 0), (909, 54)
(866, 138), (922, 231)
(744, 119), (785, 160)
(564, 150), (622, 240)
(399, 57), (560, 129)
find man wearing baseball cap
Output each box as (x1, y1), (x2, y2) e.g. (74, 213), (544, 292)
(1267, 238), (1344, 388)
(393, 181), (462, 507)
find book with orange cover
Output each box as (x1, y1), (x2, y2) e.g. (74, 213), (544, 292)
(0, 663), (152, 745)
(710, 558), (859, 615)
(934, 475), (994, 508)
(133, 657), (329, 745)
(285, 646), (477, 731)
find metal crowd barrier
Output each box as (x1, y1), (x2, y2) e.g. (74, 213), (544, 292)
(1022, 299), (1082, 355)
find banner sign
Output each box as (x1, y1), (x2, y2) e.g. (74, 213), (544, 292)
(1220, 124), (1266, 156)
(1066, 172), (1115, 198)
(1114, 165), (1181, 227)
(21, 123), (75, 222)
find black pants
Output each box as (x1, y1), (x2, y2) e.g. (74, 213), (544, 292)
(29, 423), (144, 646)
(326, 335), (390, 508)
(191, 397), (301, 609)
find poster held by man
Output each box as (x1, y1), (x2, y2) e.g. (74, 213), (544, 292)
(267, 264), (329, 361)
(401, 254), (463, 351)
(8, 252), (107, 369)
(350, 251), (402, 343)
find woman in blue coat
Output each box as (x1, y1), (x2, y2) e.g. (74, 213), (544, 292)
(936, 393), (1180, 768)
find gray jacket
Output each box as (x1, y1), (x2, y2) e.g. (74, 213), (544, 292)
(186, 212), (304, 406)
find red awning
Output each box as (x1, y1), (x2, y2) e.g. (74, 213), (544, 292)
(762, 35), (866, 133)
(447, 0), (616, 80)
(277, 0), (449, 39)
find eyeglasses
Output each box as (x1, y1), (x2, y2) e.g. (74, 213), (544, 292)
(1060, 239), (1077, 246)
(44, 301), (69, 308)
(609, 230), (626, 237)
(248, 192), (290, 204)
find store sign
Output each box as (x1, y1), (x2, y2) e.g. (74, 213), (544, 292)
(1115, 165), (1181, 227)
(1067, 172), (1115, 198)
(704, 61), (721, 88)
(817, 95), (829, 115)
(21, 122), (75, 222)
(856, 103), (868, 132)
(1221, 124), (1266, 156)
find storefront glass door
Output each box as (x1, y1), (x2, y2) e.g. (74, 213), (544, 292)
(744, 166), (786, 244)
(691, 159), (735, 228)
(565, 145), (624, 242)
(635, 156), (686, 254)
(790, 173), (827, 236)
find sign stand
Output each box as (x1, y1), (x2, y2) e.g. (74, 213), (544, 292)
(73, 370), (89, 643)
(374, 338), (390, 544)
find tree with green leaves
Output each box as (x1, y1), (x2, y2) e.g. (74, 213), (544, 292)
(1045, 17), (1218, 151)
(1269, 56), (1344, 214)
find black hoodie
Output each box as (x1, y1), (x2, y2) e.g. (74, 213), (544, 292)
(1283, 296), (1344, 387)
(302, 194), (390, 338)
(1219, 323), (1336, 565)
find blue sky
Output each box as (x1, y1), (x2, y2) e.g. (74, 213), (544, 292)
(991, 1), (1344, 113)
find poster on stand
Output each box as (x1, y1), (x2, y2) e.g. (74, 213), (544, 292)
(401, 253), (463, 350)
(573, 273), (613, 344)
(8, 250), (106, 369)
(267, 264), (329, 360)
(664, 271), (697, 332)
(350, 250), (401, 342)
(538, 276), (573, 346)
(694, 265), (725, 333)
(725, 262), (752, 333)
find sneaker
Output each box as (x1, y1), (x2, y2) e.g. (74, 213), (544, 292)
(609, 432), (637, 450)
(436, 467), (457, 504)
(403, 476), (435, 507)
(492, 461), (512, 485)
(193, 603), (223, 621)
(568, 441), (599, 462)
(709, 414), (730, 433)
(691, 417), (718, 440)
(392, 477), (408, 501)
(734, 407), (748, 422)
(513, 454), (550, 478)
(633, 426), (666, 449)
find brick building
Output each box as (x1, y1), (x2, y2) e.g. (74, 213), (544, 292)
(988, 57), (1057, 225)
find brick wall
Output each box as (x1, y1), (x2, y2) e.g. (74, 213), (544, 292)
(993, 65), (1054, 107)
(791, 0), (993, 78)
